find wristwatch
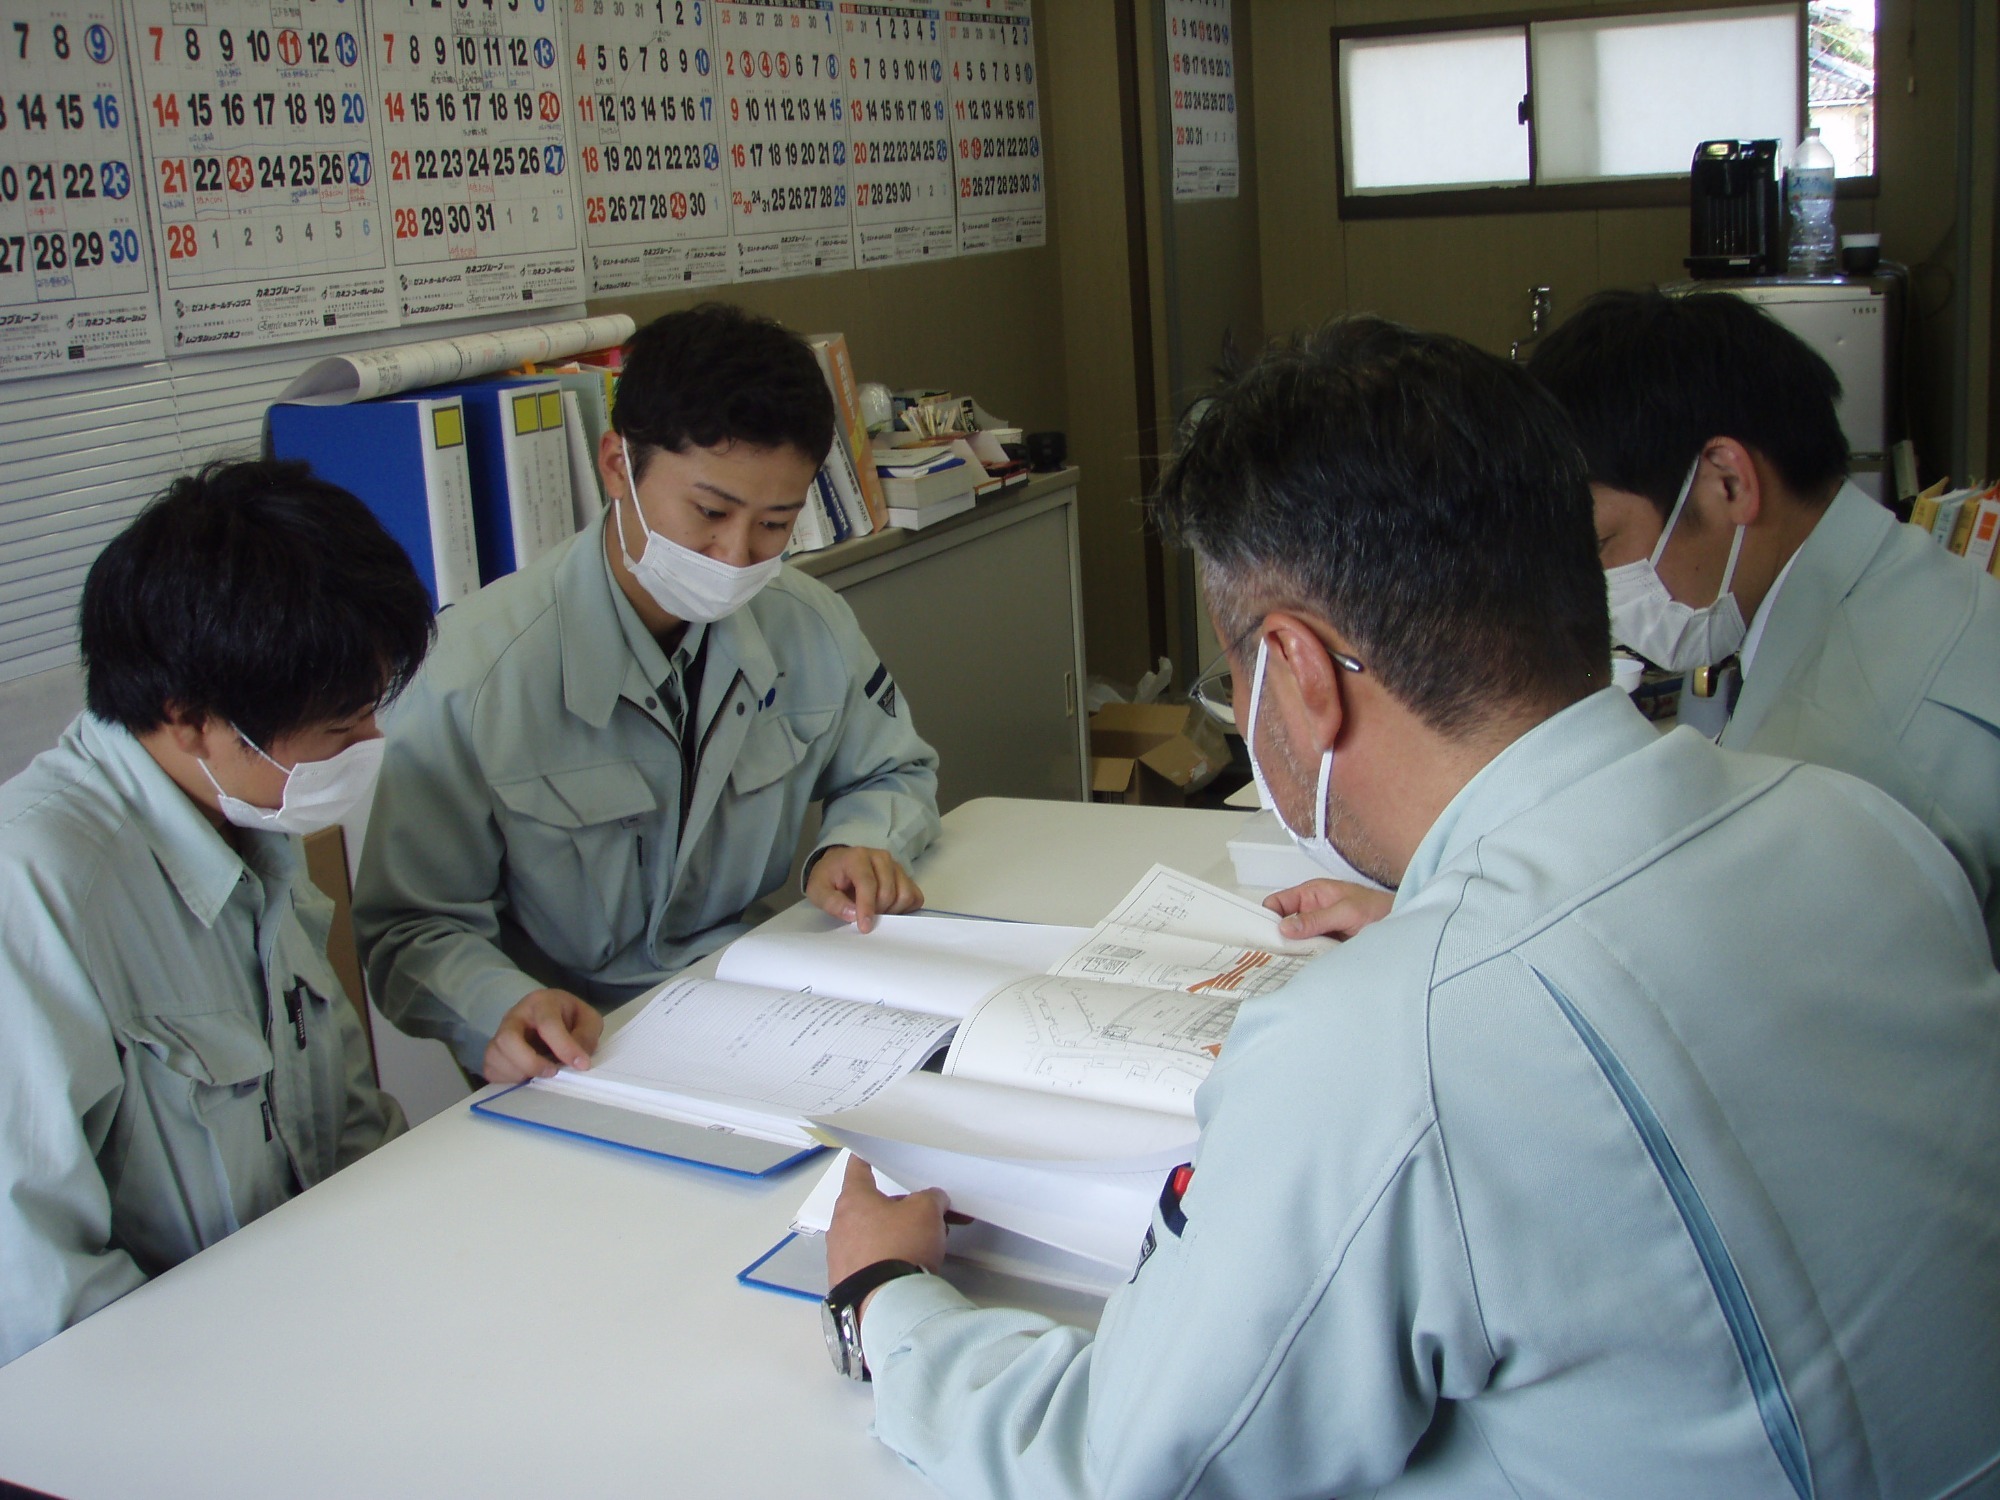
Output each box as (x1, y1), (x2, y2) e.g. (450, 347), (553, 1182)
(822, 1259), (927, 1381)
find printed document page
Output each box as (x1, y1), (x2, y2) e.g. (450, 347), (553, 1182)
(536, 977), (954, 1131)
(1048, 864), (1333, 999)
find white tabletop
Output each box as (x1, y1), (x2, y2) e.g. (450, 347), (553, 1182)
(0, 798), (1250, 1500)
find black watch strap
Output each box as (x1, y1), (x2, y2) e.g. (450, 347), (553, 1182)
(823, 1259), (928, 1382)
(827, 1258), (927, 1312)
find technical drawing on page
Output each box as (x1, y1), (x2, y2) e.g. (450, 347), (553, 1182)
(1056, 931), (1313, 999)
(948, 975), (1241, 1114)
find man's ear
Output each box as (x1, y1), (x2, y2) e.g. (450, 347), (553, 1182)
(157, 703), (216, 760)
(1702, 437), (1765, 528)
(597, 428), (632, 502)
(1264, 611), (1345, 756)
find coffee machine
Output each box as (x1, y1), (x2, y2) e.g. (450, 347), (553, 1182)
(1685, 139), (1783, 279)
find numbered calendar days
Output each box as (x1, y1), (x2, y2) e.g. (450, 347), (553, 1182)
(943, 2), (1041, 253)
(568, 0), (731, 294)
(128, 0), (394, 349)
(0, 3), (164, 376)
(839, 3), (952, 266)
(717, 0), (853, 281)
(1165, 0), (1234, 199)
(378, 0), (585, 321)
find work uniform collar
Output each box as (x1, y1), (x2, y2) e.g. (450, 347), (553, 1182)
(1394, 687), (1662, 908)
(77, 713), (291, 929)
(1725, 481), (1887, 745)
(554, 506), (778, 729)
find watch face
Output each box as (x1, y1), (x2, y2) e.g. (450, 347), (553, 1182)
(821, 1300), (847, 1375)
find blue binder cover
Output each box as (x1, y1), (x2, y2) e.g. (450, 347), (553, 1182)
(470, 1082), (825, 1180)
(418, 381), (533, 584)
(737, 1231), (828, 1303)
(267, 398), (473, 611)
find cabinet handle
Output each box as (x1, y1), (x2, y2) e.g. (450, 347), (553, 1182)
(1064, 670), (1076, 717)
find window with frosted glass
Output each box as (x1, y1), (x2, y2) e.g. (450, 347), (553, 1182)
(1532, 7), (1800, 184)
(1339, 29), (1530, 194)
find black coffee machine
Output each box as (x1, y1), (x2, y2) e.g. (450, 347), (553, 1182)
(1685, 139), (1783, 278)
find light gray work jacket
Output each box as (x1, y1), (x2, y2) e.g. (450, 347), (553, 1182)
(864, 689), (2000, 1499)
(0, 715), (404, 1366)
(1722, 481), (2000, 959)
(354, 507), (940, 1071)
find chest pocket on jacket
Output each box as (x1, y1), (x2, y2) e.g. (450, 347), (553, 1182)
(491, 761), (662, 972)
(730, 710), (834, 796)
(113, 1010), (278, 1251)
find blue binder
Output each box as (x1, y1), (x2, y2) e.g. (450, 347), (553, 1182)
(471, 1082), (824, 1180)
(420, 380), (569, 584)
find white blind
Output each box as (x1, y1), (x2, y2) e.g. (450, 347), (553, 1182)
(0, 303), (583, 684)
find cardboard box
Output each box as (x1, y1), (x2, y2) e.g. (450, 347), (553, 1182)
(1089, 702), (1229, 806)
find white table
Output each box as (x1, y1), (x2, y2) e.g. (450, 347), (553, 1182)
(0, 798), (1249, 1500)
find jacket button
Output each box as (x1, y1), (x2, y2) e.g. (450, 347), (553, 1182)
(645, 696), (658, 710)
(735, 702), (746, 715)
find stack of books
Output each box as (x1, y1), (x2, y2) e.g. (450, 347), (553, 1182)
(876, 445), (980, 529)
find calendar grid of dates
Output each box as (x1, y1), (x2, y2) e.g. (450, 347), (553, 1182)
(0, 0), (1049, 381)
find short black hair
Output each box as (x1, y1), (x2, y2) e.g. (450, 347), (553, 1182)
(612, 304), (835, 476)
(81, 459), (435, 747)
(1527, 288), (1849, 515)
(1154, 317), (1609, 737)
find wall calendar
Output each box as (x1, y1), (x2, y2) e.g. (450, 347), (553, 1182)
(0, 0), (1046, 382)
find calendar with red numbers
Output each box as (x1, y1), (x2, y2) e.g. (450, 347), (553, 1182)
(943, 0), (1040, 254)
(839, 4), (952, 266)
(0, 4), (162, 378)
(716, 0), (851, 281)
(376, 0), (583, 322)
(127, 0), (394, 352)
(1165, 0), (1235, 200)
(568, 0), (730, 295)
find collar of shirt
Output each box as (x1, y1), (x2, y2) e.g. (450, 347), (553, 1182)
(1739, 547), (1802, 679)
(599, 525), (706, 724)
(1393, 687), (1663, 910)
(77, 714), (294, 929)
(553, 506), (777, 730)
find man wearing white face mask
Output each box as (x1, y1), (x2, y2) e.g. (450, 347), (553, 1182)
(1531, 288), (2000, 960)
(825, 317), (2000, 1499)
(356, 306), (941, 1084)
(0, 460), (431, 1364)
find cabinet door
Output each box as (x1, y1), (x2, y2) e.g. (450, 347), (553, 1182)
(835, 505), (1083, 810)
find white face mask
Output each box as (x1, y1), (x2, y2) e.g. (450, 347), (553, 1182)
(198, 728), (384, 836)
(1604, 457), (1747, 671)
(1245, 638), (1349, 877)
(616, 437), (785, 624)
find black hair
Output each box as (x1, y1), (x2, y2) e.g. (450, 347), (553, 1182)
(1526, 287), (1849, 516)
(80, 458), (435, 747)
(1153, 316), (1609, 737)
(612, 304), (835, 475)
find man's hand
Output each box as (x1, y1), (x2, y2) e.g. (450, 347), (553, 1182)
(483, 988), (603, 1084)
(827, 1155), (950, 1322)
(807, 845), (924, 934)
(1265, 878), (1394, 942)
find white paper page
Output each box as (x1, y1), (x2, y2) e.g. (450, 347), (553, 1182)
(529, 1072), (818, 1148)
(1053, 930), (1322, 1000)
(716, 913), (1088, 1020)
(945, 975), (1236, 1117)
(825, 1131), (1161, 1271)
(564, 976), (954, 1121)
(1084, 863), (1334, 952)
(814, 1070), (1195, 1167)
(790, 1152), (1129, 1297)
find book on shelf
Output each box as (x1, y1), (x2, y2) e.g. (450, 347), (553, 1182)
(267, 395), (480, 611)
(806, 332), (890, 531)
(887, 492), (977, 530)
(475, 865), (1332, 1271)
(880, 464), (979, 510)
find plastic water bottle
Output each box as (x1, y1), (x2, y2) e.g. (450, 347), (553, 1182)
(1786, 130), (1837, 277)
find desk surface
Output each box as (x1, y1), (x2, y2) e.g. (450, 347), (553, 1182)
(0, 798), (1248, 1500)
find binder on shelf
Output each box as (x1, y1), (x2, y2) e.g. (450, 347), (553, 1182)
(559, 391), (604, 532)
(815, 470), (851, 544)
(821, 435), (875, 538)
(422, 380), (576, 583)
(266, 395), (481, 611)
(806, 333), (890, 530)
